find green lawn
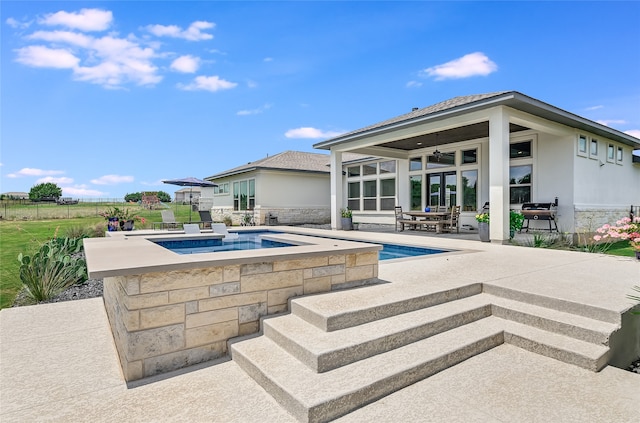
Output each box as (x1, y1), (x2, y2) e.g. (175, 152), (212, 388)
(0, 204), (197, 309)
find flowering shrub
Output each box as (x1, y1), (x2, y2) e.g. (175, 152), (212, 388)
(99, 206), (145, 224)
(593, 216), (640, 251)
(475, 213), (490, 223)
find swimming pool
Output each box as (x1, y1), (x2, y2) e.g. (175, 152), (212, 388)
(154, 231), (447, 260)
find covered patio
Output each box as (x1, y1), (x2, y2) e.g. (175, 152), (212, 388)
(314, 91), (640, 243)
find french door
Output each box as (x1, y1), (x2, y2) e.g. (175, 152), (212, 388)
(427, 172), (457, 208)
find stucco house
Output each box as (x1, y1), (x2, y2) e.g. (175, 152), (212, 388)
(174, 187), (201, 205)
(313, 91), (640, 242)
(204, 151), (334, 225)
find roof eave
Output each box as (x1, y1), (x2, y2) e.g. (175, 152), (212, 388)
(314, 91), (640, 150)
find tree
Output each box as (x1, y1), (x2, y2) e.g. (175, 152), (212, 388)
(124, 192), (142, 202)
(157, 191), (171, 203)
(29, 183), (62, 201)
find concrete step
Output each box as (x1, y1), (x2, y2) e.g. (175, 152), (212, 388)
(290, 282), (482, 331)
(230, 317), (504, 423)
(501, 319), (610, 371)
(488, 295), (618, 346)
(264, 295), (492, 372)
(483, 284), (621, 324)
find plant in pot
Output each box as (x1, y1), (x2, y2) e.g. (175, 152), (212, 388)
(99, 207), (145, 231)
(510, 211), (525, 239)
(341, 208), (353, 231)
(475, 212), (490, 242)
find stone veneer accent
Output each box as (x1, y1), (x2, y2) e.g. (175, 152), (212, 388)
(103, 250), (378, 382)
(210, 205), (330, 226)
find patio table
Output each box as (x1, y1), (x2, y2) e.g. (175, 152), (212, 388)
(404, 211), (450, 233)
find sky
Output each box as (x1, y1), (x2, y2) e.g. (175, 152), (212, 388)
(1, 1), (639, 199)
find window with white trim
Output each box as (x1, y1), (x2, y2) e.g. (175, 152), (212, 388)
(607, 144), (615, 162)
(616, 146), (623, 164)
(577, 135), (588, 157)
(214, 183), (229, 195)
(590, 138), (599, 159)
(233, 179), (255, 211)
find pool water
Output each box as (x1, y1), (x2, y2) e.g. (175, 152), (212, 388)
(154, 231), (447, 260)
(154, 235), (293, 255)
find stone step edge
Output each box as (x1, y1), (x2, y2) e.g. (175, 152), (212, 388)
(483, 284), (621, 324)
(290, 283), (483, 332)
(231, 320), (504, 423)
(264, 300), (492, 372)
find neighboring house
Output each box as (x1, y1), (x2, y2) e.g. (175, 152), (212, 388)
(314, 91), (640, 242)
(204, 151), (335, 225)
(1, 192), (29, 200)
(174, 187), (201, 205)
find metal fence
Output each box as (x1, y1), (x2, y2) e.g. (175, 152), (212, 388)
(0, 199), (129, 220)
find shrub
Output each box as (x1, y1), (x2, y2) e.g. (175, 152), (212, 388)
(223, 215), (232, 226)
(18, 237), (87, 302)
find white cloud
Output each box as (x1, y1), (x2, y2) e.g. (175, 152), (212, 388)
(28, 30), (93, 47)
(421, 52), (497, 80)
(7, 168), (65, 178)
(596, 119), (627, 127)
(36, 176), (74, 185)
(15, 45), (79, 68)
(237, 103), (273, 116)
(145, 21), (214, 41)
(39, 8), (113, 32)
(406, 80), (422, 88)
(170, 55), (200, 73)
(90, 174), (134, 185)
(247, 80), (258, 88)
(284, 127), (344, 139)
(178, 75), (237, 92)
(62, 186), (106, 197)
(625, 129), (640, 139)
(6, 17), (32, 29)
(263, 57), (274, 62)
(585, 105), (604, 111)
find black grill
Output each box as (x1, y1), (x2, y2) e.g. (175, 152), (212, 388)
(521, 202), (558, 232)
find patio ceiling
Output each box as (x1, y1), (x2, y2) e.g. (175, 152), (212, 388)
(378, 122), (530, 151)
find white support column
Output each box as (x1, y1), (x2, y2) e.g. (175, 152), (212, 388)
(488, 106), (510, 243)
(330, 150), (343, 230)
(397, 159), (410, 211)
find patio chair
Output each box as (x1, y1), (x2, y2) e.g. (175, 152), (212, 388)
(440, 205), (461, 233)
(183, 224), (201, 234)
(198, 210), (213, 229)
(211, 223), (240, 241)
(394, 206), (416, 231)
(154, 209), (181, 230)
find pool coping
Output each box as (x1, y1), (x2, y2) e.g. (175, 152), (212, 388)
(84, 229), (382, 279)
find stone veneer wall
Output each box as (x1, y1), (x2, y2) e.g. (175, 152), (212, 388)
(209, 206), (330, 226)
(574, 206), (632, 233)
(103, 251), (378, 382)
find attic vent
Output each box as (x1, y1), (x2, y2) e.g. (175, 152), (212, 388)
(412, 107), (419, 112)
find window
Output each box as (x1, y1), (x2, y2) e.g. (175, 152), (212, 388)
(379, 160), (396, 174)
(363, 180), (377, 210)
(607, 144), (615, 162)
(233, 179), (255, 211)
(617, 146), (623, 164)
(410, 175), (422, 210)
(590, 138), (598, 158)
(461, 170), (478, 211)
(214, 183), (229, 195)
(363, 163), (377, 176)
(578, 135), (588, 156)
(510, 165), (531, 204)
(347, 166), (360, 177)
(409, 157), (422, 171)
(462, 149), (477, 164)
(348, 182), (360, 210)
(510, 141), (531, 159)
(427, 152), (455, 169)
(380, 179), (396, 210)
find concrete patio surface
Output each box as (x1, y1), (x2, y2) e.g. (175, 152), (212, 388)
(1, 227), (639, 422)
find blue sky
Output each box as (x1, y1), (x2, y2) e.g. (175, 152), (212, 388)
(2, 1), (639, 199)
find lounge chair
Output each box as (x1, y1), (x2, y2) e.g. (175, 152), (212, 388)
(198, 210), (213, 229)
(153, 209), (181, 230)
(183, 224), (201, 234)
(211, 223), (239, 240)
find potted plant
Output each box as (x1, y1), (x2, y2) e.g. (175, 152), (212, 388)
(510, 211), (525, 239)
(475, 212), (490, 242)
(100, 207), (145, 231)
(341, 208), (353, 231)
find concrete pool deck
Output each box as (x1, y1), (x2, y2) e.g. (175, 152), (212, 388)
(1, 226), (639, 422)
